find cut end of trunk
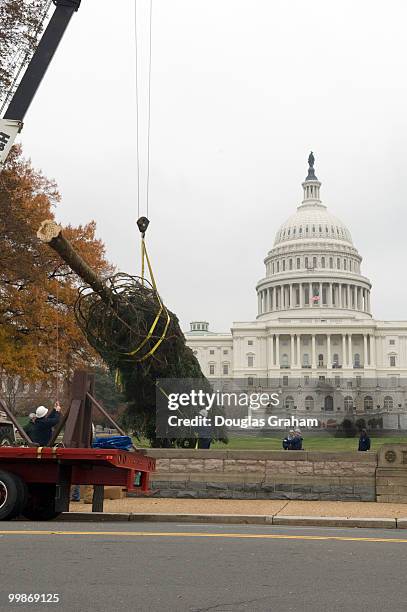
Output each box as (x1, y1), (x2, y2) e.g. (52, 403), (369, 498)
(37, 219), (63, 243)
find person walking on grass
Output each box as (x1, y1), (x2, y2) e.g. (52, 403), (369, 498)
(358, 428), (371, 451)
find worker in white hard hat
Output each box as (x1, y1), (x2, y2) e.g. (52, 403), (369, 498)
(31, 401), (61, 446)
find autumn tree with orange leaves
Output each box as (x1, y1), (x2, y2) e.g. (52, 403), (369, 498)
(0, 146), (114, 410)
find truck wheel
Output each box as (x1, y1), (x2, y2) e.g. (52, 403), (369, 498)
(0, 427), (14, 446)
(8, 475), (28, 520)
(22, 484), (61, 521)
(0, 470), (20, 520)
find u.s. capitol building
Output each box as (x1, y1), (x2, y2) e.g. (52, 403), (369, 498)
(185, 154), (407, 430)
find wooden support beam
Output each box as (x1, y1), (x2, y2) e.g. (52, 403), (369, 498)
(92, 484), (104, 513)
(48, 406), (70, 446)
(63, 370), (94, 447)
(0, 399), (35, 446)
(87, 392), (137, 451)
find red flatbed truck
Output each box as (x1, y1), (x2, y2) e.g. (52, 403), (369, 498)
(0, 446), (155, 521)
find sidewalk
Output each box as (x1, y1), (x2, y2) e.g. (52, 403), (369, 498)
(70, 497), (407, 526)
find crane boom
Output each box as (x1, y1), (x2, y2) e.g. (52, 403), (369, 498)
(0, 0), (82, 166)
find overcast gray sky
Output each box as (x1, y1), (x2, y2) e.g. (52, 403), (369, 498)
(17, 0), (407, 331)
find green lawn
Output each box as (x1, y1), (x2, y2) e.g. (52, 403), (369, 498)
(130, 435), (407, 451)
(210, 436), (407, 451)
(15, 414), (407, 451)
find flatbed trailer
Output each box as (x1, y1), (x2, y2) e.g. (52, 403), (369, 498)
(0, 447), (155, 521)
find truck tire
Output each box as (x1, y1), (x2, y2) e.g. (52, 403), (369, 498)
(8, 474), (28, 520)
(0, 470), (20, 520)
(0, 426), (15, 447)
(22, 484), (61, 521)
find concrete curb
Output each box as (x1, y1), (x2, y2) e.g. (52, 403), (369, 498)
(60, 512), (403, 529)
(128, 513), (274, 525)
(272, 515), (397, 529)
(60, 512), (131, 522)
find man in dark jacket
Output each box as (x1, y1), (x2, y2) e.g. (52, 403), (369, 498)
(282, 430), (295, 450)
(31, 403), (61, 446)
(358, 429), (371, 451)
(292, 430), (303, 450)
(23, 413), (36, 440)
(195, 409), (213, 449)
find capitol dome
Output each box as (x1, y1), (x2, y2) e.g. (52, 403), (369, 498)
(274, 205), (353, 247)
(256, 153), (372, 321)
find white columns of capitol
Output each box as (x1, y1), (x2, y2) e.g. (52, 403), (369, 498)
(370, 334), (375, 366)
(363, 334), (368, 367)
(258, 283), (370, 314)
(266, 332), (375, 370)
(342, 335), (347, 367)
(327, 334), (331, 368)
(311, 335), (316, 368)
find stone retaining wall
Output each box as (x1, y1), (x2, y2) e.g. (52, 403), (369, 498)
(377, 445), (407, 503)
(146, 450), (377, 501)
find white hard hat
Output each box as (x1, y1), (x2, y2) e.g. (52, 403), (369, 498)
(36, 406), (48, 419)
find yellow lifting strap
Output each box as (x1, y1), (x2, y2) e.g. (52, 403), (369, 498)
(115, 368), (123, 390)
(126, 233), (171, 362)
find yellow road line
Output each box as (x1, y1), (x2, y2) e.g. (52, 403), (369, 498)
(0, 530), (407, 543)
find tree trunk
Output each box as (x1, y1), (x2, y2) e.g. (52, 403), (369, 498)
(37, 220), (111, 303)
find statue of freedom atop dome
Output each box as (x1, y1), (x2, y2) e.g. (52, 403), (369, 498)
(305, 151), (317, 181)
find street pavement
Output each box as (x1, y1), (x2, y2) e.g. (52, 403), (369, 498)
(1, 521), (407, 612)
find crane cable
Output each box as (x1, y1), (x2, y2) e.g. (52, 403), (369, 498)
(55, 277), (60, 403)
(134, 0), (141, 218)
(134, 0), (153, 220)
(146, 0), (153, 220)
(130, 0), (170, 364)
